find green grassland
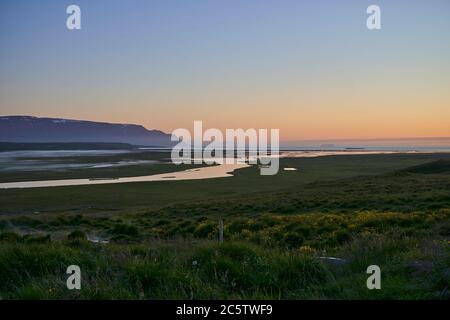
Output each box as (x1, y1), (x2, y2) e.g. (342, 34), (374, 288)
(0, 153), (449, 299)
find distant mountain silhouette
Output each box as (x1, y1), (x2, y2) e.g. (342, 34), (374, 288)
(0, 116), (173, 146)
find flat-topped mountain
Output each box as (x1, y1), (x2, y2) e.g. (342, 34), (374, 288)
(0, 116), (172, 146)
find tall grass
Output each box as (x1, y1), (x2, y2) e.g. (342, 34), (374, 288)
(0, 233), (448, 300)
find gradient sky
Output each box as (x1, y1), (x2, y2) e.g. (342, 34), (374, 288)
(1, 0), (449, 141)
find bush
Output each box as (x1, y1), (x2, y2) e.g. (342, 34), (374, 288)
(193, 221), (217, 238)
(0, 220), (8, 230)
(0, 232), (22, 242)
(23, 234), (51, 244)
(283, 232), (304, 248)
(111, 224), (139, 237)
(67, 230), (86, 240)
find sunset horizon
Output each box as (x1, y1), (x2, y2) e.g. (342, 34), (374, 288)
(2, 113), (450, 143)
(2, 1), (449, 142)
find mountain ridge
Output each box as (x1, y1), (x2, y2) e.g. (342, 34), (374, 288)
(0, 115), (173, 146)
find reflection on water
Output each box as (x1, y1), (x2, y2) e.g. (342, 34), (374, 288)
(0, 163), (249, 189)
(280, 150), (420, 158)
(0, 159), (158, 172)
(0, 150), (155, 172)
(0, 150), (130, 158)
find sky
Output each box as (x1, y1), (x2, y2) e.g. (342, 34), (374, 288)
(1, 0), (449, 141)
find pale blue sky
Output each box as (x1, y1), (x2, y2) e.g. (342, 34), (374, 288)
(1, 0), (449, 139)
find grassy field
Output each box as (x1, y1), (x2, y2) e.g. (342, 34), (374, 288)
(0, 152), (449, 299)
